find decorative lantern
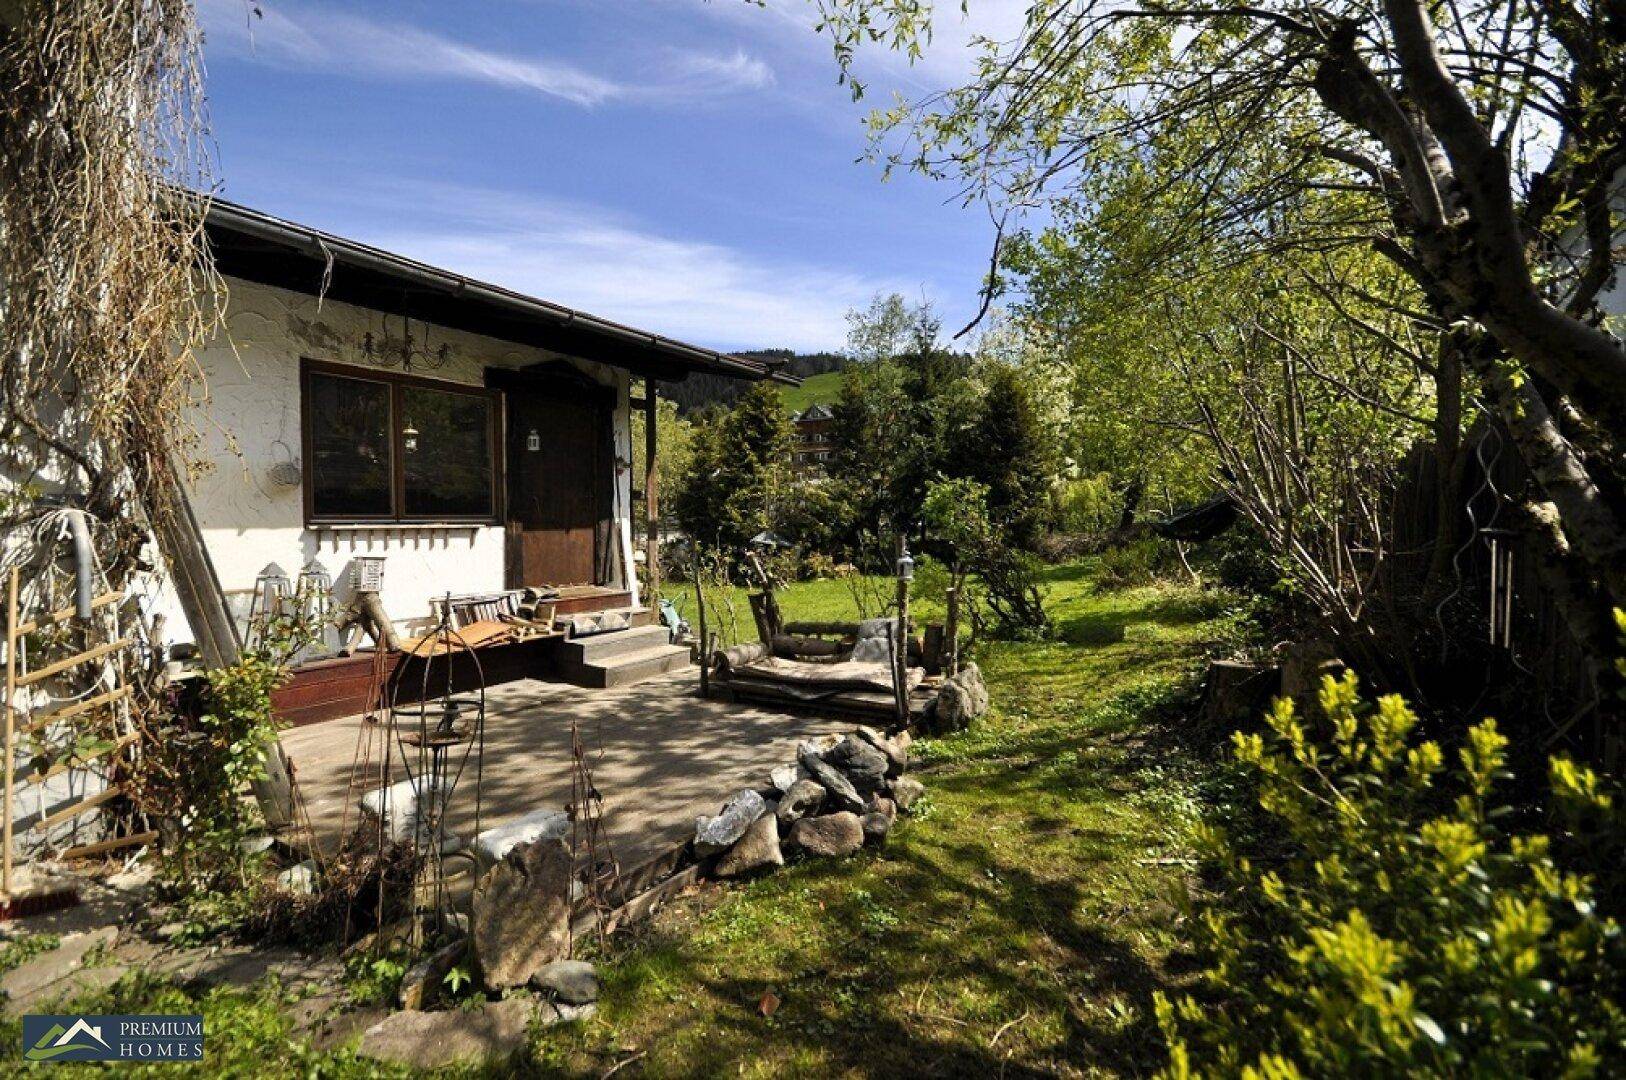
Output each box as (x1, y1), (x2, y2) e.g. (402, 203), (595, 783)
(896, 540), (915, 582)
(402, 422), (420, 452)
(298, 558), (334, 617)
(247, 561), (292, 643)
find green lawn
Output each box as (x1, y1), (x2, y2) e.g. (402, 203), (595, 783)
(4, 561), (1247, 1077)
(540, 562), (1246, 1076)
(778, 370), (844, 414)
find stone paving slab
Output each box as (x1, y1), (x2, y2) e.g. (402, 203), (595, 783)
(0, 926), (118, 1013)
(281, 671), (846, 870)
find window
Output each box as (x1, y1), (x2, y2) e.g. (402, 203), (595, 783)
(302, 361), (498, 523)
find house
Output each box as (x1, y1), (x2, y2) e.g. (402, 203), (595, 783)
(789, 403), (836, 477)
(152, 197), (791, 722)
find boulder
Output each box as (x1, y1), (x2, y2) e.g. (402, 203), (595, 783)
(768, 763), (807, 793)
(932, 678), (976, 732)
(276, 859), (317, 895)
(715, 812), (783, 878)
(358, 996), (533, 1068)
(797, 745), (865, 813)
(695, 789), (768, 855)
(889, 776), (925, 812)
(861, 799), (897, 846)
(960, 662), (990, 715)
(472, 808), (571, 869)
(788, 812), (864, 858)
(854, 726), (908, 776)
(531, 959), (600, 1005)
(472, 836), (572, 990)
(775, 778), (827, 828)
(823, 735), (890, 795)
(398, 939), (465, 1010)
(932, 663), (990, 733)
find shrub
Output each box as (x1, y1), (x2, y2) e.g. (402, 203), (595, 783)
(1096, 537), (1180, 587)
(1158, 672), (1625, 1078)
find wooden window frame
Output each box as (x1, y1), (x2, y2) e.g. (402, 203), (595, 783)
(300, 358), (503, 526)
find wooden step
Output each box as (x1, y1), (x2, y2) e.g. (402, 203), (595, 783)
(564, 644), (692, 689)
(560, 624), (672, 665)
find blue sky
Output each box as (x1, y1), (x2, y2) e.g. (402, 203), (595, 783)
(198, 1), (1028, 352)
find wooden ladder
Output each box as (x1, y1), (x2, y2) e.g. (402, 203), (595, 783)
(3, 567), (150, 895)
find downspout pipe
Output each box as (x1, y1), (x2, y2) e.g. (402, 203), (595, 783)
(64, 508), (95, 621)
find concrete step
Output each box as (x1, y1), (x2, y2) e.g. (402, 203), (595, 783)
(566, 644), (692, 689)
(560, 624), (672, 664)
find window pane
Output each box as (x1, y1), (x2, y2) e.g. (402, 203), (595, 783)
(401, 386), (493, 518)
(309, 374), (393, 517)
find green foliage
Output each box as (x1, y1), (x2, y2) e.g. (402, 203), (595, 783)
(673, 381), (793, 553)
(344, 950), (408, 1007)
(1158, 673), (1625, 1078)
(1095, 537), (1181, 588)
(922, 477), (1050, 639)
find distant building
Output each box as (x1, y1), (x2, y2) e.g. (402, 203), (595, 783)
(789, 402), (836, 477)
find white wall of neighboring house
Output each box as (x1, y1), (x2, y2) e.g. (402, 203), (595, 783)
(148, 276), (636, 649)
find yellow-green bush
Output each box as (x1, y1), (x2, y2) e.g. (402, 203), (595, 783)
(1158, 672), (1624, 1078)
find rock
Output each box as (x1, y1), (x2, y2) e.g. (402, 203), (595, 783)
(541, 1001), (597, 1025)
(359, 777), (443, 845)
(276, 859), (317, 895)
(861, 798), (898, 845)
(473, 808), (571, 868)
(960, 662), (990, 715)
(695, 789), (768, 855)
(531, 959), (600, 1004)
(239, 834), (276, 855)
(797, 745), (865, 813)
(894, 729), (912, 752)
(854, 726), (908, 776)
(932, 678), (976, 732)
(823, 735), (890, 795)
(768, 763), (808, 793)
(358, 996), (534, 1068)
(398, 939), (466, 1011)
(775, 778), (827, 828)
(889, 776), (925, 812)
(788, 812), (864, 858)
(797, 734), (842, 758)
(472, 836), (572, 989)
(714, 813), (783, 878)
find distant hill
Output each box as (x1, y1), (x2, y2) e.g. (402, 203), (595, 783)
(660, 349), (845, 415)
(779, 370), (845, 414)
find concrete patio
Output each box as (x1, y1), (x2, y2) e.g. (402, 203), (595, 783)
(279, 669), (845, 872)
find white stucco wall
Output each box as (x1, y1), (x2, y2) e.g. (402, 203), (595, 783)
(151, 276), (636, 648)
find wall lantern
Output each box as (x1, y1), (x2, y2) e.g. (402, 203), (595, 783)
(526, 429), (541, 452)
(403, 422), (420, 452)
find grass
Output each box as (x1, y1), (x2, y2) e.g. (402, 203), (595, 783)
(778, 370), (844, 414)
(3, 560), (1249, 1077)
(538, 561), (1249, 1076)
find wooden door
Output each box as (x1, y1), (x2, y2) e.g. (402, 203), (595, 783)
(505, 389), (608, 587)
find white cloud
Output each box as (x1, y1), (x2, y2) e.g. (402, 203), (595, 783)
(338, 180), (899, 351)
(200, 0), (774, 107)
